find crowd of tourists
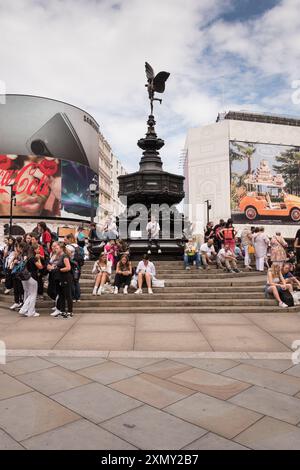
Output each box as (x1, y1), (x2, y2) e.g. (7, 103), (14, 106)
(1, 218), (300, 316)
(184, 219), (300, 308)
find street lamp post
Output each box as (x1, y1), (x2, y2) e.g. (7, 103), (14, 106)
(89, 180), (98, 224)
(8, 184), (16, 236)
(205, 199), (212, 225)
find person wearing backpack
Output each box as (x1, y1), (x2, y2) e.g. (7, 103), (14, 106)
(65, 234), (83, 302)
(18, 243), (43, 318)
(220, 219), (236, 253)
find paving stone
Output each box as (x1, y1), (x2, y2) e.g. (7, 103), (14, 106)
(77, 361), (140, 384)
(51, 382), (142, 423)
(54, 325), (134, 350)
(0, 357), (55, 376)
(230, 386), (300, 425)
(0, 429), (24, 450)
(223, 364), (300, 395)
(110, 358), (164, 369)
(183, 432), (248, 450)
(17, 366), (92, 395)
(77, 314), (135, 326)
(136, 314), (199, 332)
(284, 364), (300, 378)
(165, 392), (262, 439)
(235, 416), (300, 450)
(244, 313), (300, 333)
(0, 374), (32, 400)
(192, 314), (252, 326)
(239, 359), (292, 373)
(110, 373), (195, 408)
(102, 404), (206, 450)
(134, 332), (212, 351)
(22, 419), (136, 450)
(175, 358), (238, 373)
(199, 325), (290, 352)
(0, 392), (79, 441)
(43, 356), (108, 371)
(168, 368), (251, 400)
(140, 360), (192, 379)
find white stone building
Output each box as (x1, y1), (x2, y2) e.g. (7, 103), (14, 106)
(184, 111), (300, 238)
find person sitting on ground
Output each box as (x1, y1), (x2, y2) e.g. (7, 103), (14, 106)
(217, 244), (240, 273)
(92, 253), (112, 295)
(265, 263), (293, 308)
(184, 238), (201, 270)
(281, 262), (300, 290)
(135, 254), (156, 295)
(114, 255), (132, 295)
(200, 238), (217, 269)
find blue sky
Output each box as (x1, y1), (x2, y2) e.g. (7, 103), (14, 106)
(0, 0), (299, 174)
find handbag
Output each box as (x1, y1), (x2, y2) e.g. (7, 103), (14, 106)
(248, 245), (255, 254)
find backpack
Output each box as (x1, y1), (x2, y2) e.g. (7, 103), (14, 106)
(12, 260), (31, 281)
(279, 289), (294, 307)
(72, 245), (84, 267)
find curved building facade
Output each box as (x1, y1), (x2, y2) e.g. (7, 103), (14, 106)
(0, 94), (99, 222)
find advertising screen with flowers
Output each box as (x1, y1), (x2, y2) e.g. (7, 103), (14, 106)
(0, 154), (97, 220)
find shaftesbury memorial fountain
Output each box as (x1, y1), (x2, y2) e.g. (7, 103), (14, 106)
(117, 62), (189, 259)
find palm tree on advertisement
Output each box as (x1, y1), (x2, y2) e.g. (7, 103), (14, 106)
(273, 148), (300, 196)
(230, 142), (256, 175)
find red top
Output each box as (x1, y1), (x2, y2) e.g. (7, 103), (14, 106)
(42, 231), (52, 245)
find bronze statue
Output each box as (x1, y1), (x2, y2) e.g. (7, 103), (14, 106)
(145, 62), (170, 115)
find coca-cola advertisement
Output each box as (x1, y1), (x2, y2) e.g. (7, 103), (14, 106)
(0, 154), (61, 217)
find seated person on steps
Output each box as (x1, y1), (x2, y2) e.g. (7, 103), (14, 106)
(135, 254), (156, 295)
(114, 255), (132, 295)
(200, 238), (217, 269)
(184, 238), (201, 270)
(92, 253), (112, 295)
(217, 244), (240, 273)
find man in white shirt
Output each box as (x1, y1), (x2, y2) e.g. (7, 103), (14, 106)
(200, 238), (217, 269)
(217, 245), (240, 273)
(135, 254), (156, 294)
(146, 216), (161, 254)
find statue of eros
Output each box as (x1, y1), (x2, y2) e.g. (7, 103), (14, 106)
(145, 62), (170, 115)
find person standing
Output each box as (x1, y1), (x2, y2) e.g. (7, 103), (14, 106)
(37, 222), (52, 256)
(270, 232), (288, 266)
(241, 226), (253, 270)
(18, 244), (43, 318)
(65, 234), (82, 302)
(254, 227), (270, 271)
(220, 219), (236, 253)
(54, 243), (73, 318)
(146, 216), (161, 254)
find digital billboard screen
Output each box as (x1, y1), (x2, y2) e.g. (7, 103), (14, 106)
(0, 154), (97, 220)
(230, 140), (300, 225)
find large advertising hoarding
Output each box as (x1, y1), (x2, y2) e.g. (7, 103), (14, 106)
(0, 155), (97, 220)
(230, 140), (300, 225)
(0, 94), (99, 220)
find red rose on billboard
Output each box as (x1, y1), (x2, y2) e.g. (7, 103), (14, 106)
(39, 159), (58, 176)
(0, 155), (12, 170)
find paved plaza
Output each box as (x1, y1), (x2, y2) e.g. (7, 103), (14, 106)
(1, 354), (300, 450)
(1, 304), (300, 450)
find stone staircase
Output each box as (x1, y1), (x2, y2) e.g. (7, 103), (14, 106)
(1, 260), (299, 315)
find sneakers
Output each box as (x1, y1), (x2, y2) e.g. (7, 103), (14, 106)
(148, 288), (153, 294)
(185, 266), (191, 270)
(147, 250), (151, 254)
(123, 285), (128, 295)
(135, 288), (142, 294)
(97, 286), (103, 295)
(114, 286), (118, 295)
(158, 249), (162, 254)
(50, 309), (61, 317)
(233, 269), (241, 273)
(279, 302), (288, 308)
(92, 286), (97, 295)
(10, 302), (22, 310)
(25, 312), (40, 317)
(4, 289), (11, 295)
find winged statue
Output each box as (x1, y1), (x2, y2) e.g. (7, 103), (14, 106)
(145, 62), (170, 114)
